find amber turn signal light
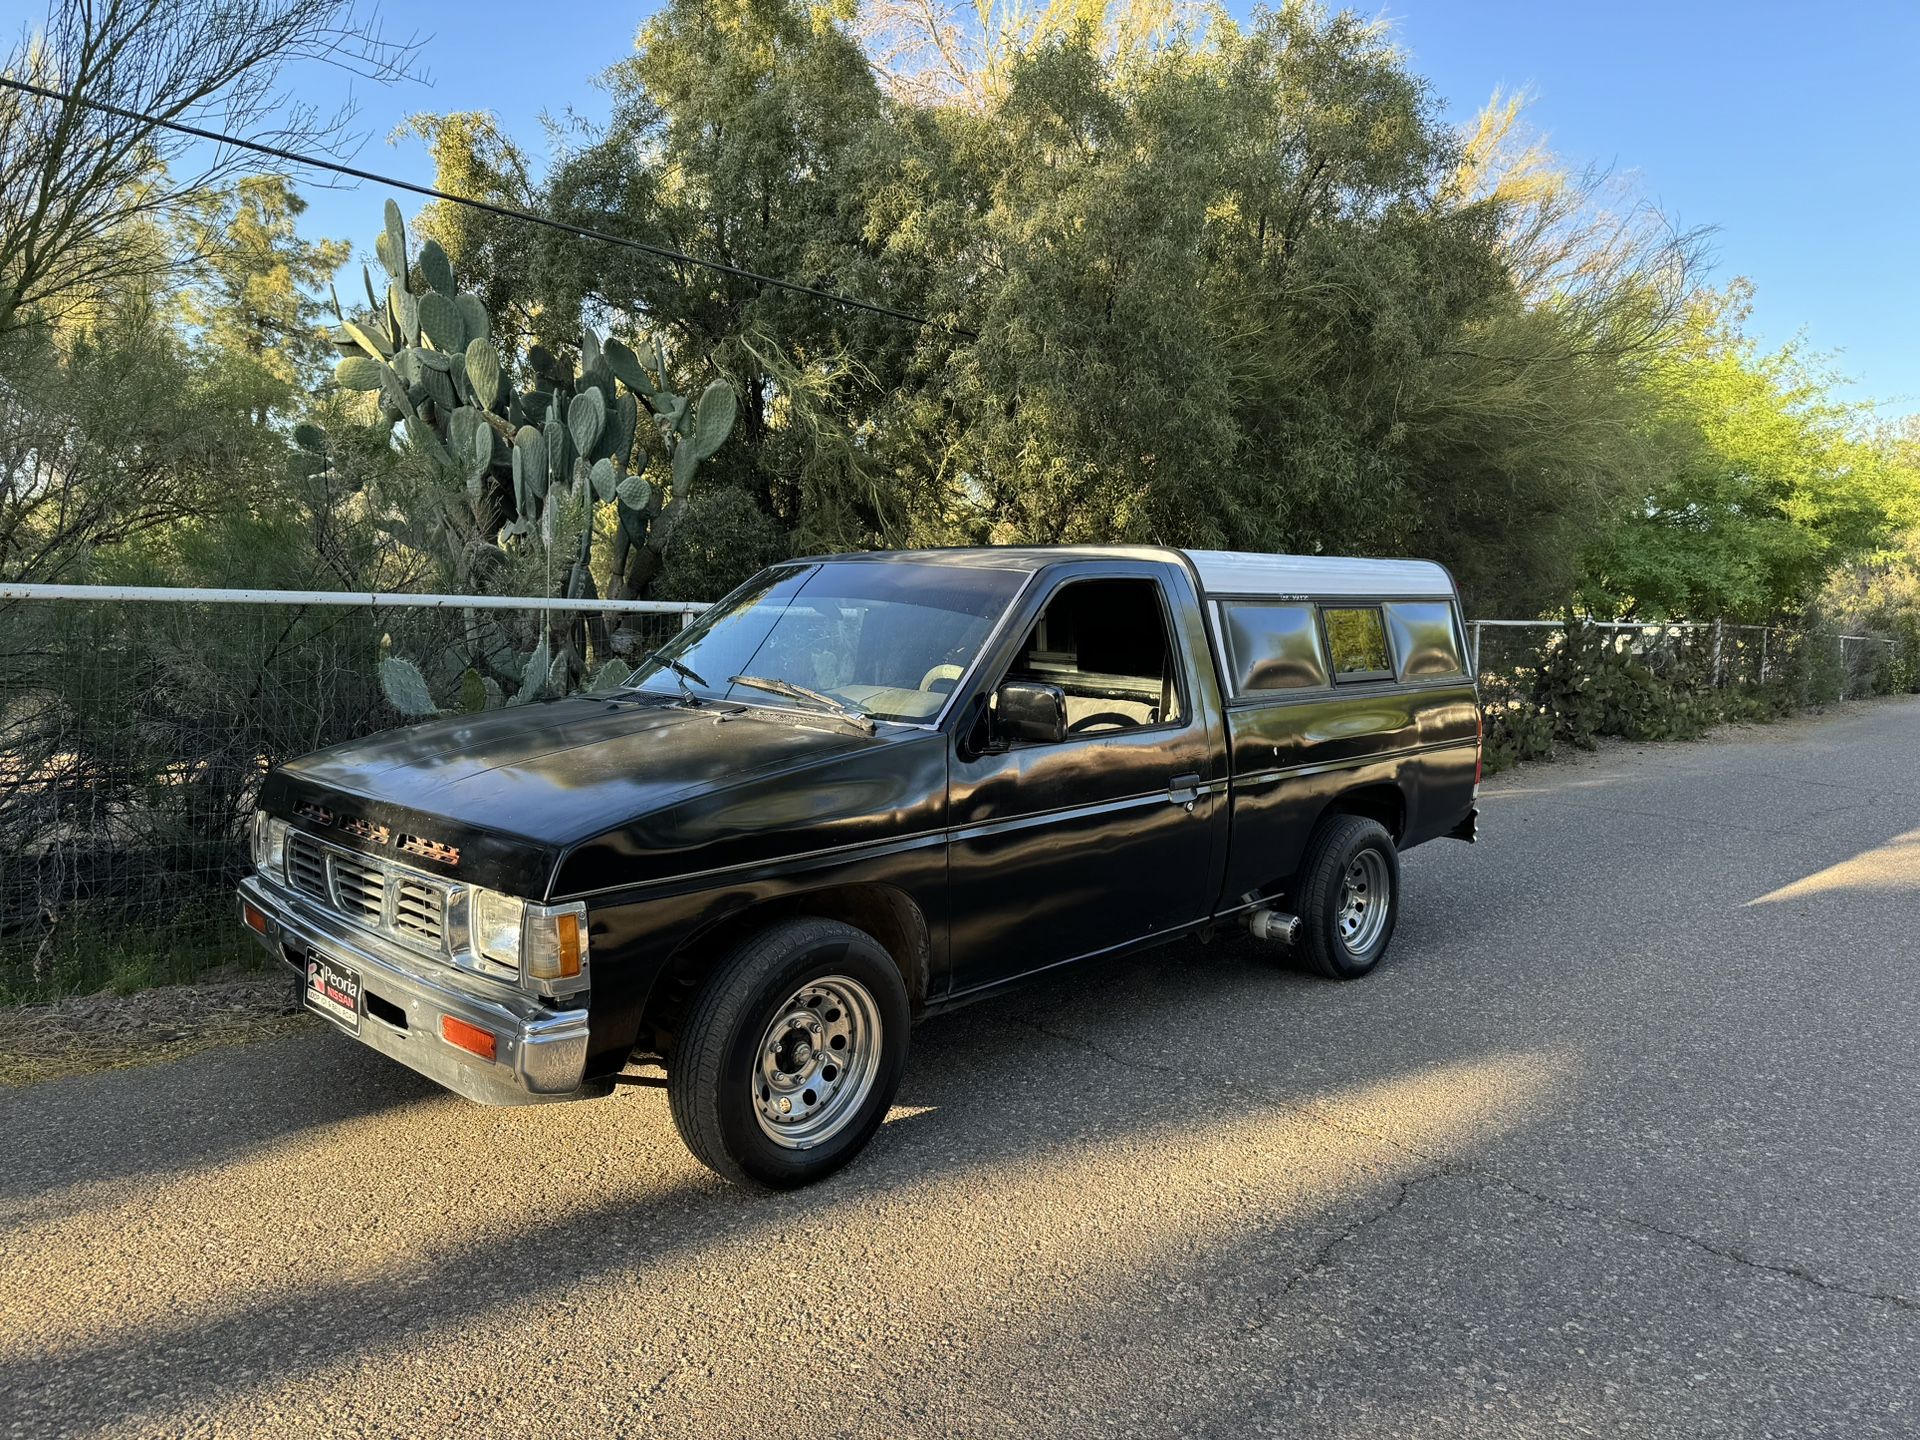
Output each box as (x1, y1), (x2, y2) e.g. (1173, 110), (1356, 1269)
(555, 912), (583, 978)
(242, 901), (268, 934)
(515, 901), (589, 988)
(440, 1015), (498, 1062)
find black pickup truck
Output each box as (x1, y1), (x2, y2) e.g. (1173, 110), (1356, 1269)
(239, 546), (1480, 1187)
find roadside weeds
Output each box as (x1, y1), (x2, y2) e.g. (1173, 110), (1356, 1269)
(0, 969), (309, 1087)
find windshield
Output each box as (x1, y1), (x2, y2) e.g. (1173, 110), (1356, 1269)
(626, 560), (1027, 723)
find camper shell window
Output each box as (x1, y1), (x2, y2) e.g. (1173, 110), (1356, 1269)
(1385, 601), (1466, 681)
(1221, 602), (1328, 693)
(1321, 606), (1394, 682)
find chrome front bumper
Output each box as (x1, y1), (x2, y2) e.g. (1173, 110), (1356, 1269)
(238, 873), (595, 1106)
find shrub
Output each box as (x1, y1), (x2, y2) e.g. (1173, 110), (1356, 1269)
(1528, 622), (1720, 748)
(1471, 615), (1905, 776)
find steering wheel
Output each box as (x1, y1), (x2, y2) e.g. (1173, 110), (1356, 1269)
(1067, 712), (1136, 734)
(919, 663), (965, 694)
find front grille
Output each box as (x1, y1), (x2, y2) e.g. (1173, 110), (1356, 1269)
(287, 834), (328, 901)
(283, 831), (449, 955)
(392, 878), (445, 945)
(331, 850), (386, 926)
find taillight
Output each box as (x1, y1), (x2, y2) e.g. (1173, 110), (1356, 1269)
(1474, 707), (1484, 786)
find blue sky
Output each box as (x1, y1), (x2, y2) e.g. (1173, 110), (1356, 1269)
(291, 0), (1918, 412)
(1386, 1), (1920, 413)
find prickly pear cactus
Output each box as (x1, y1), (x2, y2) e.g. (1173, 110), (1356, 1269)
(321, 197), (739, 716)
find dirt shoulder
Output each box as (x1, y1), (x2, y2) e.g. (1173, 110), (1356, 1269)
(0, 968), (311, 1087)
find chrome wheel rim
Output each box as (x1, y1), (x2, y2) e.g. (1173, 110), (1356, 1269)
(752, 975), (881, 1149)
(1337, 850), (1391, 955)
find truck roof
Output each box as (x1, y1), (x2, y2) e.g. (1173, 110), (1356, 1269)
(1178, 549), (1455, 600)
(802, 546), (1458, 600)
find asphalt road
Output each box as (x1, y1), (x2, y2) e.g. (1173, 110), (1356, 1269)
(4, 698), (1918, 1439)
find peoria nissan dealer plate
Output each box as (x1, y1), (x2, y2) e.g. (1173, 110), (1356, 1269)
(305, 954), (362, 1033)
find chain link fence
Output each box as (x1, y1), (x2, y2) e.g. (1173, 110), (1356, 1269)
(1471, 618), (1904, 772)
(1469, 619), (1894, 695)
(0, 587), (702, 1000)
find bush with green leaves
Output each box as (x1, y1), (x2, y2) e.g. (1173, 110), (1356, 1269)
(1472, 612), (1912, 777)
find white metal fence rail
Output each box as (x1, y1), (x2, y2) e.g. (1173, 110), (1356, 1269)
(0, 582), (706, 622)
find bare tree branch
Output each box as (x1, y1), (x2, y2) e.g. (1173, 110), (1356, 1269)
(0, 0), (426, 342)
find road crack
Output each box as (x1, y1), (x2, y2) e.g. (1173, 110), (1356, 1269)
(1275, 1173), (1422, 1299)
(1012, 1016), (1919, 1314)
(1468, 1172), (1920, 1313)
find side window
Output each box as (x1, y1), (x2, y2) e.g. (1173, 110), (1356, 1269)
(1322, 606), (1392, 682)
(1222, 602), (1327, 693)
(999, 578), (1184, 739)
(1385, 601), (1465, 680)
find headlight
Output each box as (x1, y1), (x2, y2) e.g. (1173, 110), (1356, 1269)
(250, 811), (288, 876)
(463, 887), (589, 992)
(470, 888), (525, 968)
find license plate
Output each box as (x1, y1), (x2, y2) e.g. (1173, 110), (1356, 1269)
(304, 954), (362, 1033)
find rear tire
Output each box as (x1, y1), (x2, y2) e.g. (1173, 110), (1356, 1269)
(1294, 815), (1400, 980)
(667, 918), (910, 1189)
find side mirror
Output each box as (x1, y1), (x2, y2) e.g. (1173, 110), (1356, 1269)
(994, 680), (1066, 747)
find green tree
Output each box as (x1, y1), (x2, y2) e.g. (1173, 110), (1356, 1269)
(0, 275), (293, 583)
(176, 175), (350, 418)
(869, 2), (1664, 620)
(1582, 284), (1893, 620)
(547, 0), (906, 566)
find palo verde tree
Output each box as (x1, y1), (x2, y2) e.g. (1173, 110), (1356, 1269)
(1580, 284), (1893, 622)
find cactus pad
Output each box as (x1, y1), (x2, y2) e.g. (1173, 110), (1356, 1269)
(419, 239), (457, 298)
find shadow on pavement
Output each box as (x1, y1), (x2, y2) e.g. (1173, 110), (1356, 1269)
(0, 1028), (441, 1222)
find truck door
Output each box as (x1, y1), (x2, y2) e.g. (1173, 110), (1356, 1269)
(944, 564), (1222, 996)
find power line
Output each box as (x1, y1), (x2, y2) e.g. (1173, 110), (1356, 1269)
(0, 75), (976, 340)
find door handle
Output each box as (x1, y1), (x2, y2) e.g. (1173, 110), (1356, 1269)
(1168, 773), (1204, 810)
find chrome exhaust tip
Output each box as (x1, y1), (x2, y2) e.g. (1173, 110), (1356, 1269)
(1248, 908), (1300, 945)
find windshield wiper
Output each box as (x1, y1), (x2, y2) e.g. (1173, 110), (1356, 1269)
(644, 650), (709, 704)
(728, 674), (875, 733)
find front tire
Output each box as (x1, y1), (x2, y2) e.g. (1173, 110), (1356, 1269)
(1294, 814), (1401, 980)
(667, 918), (911, 1189)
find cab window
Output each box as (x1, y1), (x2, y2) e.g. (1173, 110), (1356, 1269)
(1000, 578), (1184, 737)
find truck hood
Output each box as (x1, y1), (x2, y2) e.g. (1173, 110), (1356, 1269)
(264, 695), (939, 897)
